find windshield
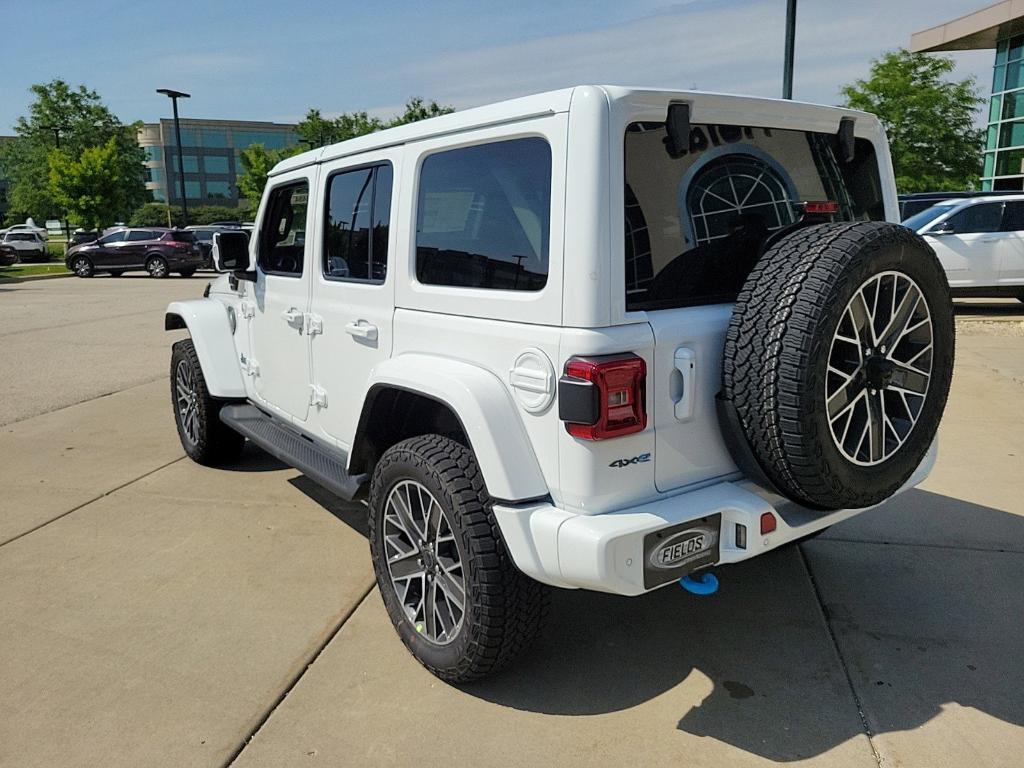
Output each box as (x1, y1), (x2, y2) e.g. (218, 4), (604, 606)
(902, 203), (957, 232)
(624, 122), (885, 311)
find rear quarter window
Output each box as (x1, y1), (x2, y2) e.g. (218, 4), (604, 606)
(624, 122), (884, 311)
(415, 137), (551, 291)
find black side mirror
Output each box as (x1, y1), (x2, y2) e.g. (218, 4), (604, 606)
(212, 230), (252, 273)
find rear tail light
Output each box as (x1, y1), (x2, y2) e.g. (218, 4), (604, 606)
(558, 354), (647, 440)
(800, 200), (839, 215)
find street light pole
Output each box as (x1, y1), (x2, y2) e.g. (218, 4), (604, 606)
(783, 0), (797, 100)
(156, 88), (191, 226)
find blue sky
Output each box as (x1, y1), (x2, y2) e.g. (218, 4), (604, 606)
(0, 0), (994, 132)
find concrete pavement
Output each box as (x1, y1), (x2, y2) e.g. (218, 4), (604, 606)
(0, 280), (1021, 767)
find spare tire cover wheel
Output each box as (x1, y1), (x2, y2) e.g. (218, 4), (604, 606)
(722, 221), (955, 511)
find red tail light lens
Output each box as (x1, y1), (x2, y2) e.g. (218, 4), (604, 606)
(560, 354), (647, 440)
(802, 201), (839, 214)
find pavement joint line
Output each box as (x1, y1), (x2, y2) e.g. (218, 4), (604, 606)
(0, 374), (170, 428)
(817, 536), (1023, 555)
(0, 306), (176, 339)
(0, 455), (186, 549)
(224, 580), (377, 768)
(797, 545), (884, 768)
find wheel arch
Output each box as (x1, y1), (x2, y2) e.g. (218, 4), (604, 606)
(165, 299), (246, 399)
(350, 354), (548, 502)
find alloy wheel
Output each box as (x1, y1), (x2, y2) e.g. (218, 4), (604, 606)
(174, 359), (200, 445)
(382, 480), (466, 645)
(825, 271), (934, 466)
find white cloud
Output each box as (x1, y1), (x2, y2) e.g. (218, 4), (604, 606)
(400, 0), (993, 114)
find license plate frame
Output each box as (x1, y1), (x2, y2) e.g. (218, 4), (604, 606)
(642, 513), (721, 590)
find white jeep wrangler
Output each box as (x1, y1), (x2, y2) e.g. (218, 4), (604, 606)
(166, 86), (954, 682)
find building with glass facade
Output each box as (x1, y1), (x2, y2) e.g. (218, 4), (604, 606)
(137, 118), (298, 208)
(913, 2), (1024, 190)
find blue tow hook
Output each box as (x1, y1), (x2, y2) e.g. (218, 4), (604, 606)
(680, 570), (719, 595)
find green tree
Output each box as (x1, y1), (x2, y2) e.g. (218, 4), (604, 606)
(238, 97), (456, 203)
(840, 49), (985, 193)
(237, 143), (301, 207)
(129, 202), (182, 227)
(48, 138), (124, 230)
(0, 80), (147, 223)
(389, 97), (454, 126)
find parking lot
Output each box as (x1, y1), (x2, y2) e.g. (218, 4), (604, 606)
(0, 276), (1022, 767)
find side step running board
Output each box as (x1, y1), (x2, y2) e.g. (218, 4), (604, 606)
(219, 404), (366, 501)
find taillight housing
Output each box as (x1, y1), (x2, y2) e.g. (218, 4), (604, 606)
(558, 354), (647, 440)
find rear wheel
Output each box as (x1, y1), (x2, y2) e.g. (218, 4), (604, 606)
(369, 434), (548, 682)
(170, 339), (245, 465)
(71, 256), (94, 278)
(146, 255), (169, 278)
(722, 222), (955, 510)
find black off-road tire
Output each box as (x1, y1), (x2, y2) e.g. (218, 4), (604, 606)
(722, 222), (954, 510)
(71, 255), (94, 278)
(369, 434), (549, 682)
(170, 339), (245, 465)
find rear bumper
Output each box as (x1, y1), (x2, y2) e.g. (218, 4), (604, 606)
(493, 441), (937, 596)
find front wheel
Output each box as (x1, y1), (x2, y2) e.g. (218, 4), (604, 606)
(170, 339), (245, 465)
(71, 256), (94, 277)
(368, 435), (548, 682)
(146, 256), (169, 278)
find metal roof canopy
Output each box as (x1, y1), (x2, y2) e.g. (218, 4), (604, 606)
(911, 1), (1024, 52)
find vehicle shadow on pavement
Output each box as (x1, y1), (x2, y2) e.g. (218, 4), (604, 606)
(461, 490), (1024, 762)
(954, 300), (1024, 316)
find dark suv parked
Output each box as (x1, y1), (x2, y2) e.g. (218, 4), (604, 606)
(65, 228), (203, 278)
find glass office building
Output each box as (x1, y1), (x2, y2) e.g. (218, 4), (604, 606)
(913, 3), (1024, 191)
(137, 119), (298, 207)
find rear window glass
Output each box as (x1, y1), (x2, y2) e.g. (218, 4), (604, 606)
(624, 122), (884, 311)
(167, 231), (197, 242)
(416, 137), (551, 291)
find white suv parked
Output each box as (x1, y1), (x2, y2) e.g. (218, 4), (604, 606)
(904, 195), (1024, 301)
(166, 86), (955, 681)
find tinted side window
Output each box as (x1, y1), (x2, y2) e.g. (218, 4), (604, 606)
(98, 231), (126, 244)
(127, 230), (156, 241)
(946, 203), (1003, 234)
(258, 182), (308, 276)
(1001, 201), (1024, 231)
(416, 138), (551, 291)
(323, 163), (391, 282)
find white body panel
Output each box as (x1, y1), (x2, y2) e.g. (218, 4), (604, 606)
(166, 299), (246, 399)
(172, 86), (931, 596)
(914, 194), (1024, 291)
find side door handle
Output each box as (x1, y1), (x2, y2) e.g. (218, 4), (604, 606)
(345, 320), (378, 342)
(281, 307), (304, 328)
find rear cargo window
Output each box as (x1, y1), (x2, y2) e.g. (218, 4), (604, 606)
(624, 122), (884, 311)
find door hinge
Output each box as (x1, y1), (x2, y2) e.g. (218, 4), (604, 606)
(306, 313), (323, 336)
(240, 354), (259, 377)
(239, 300), (255, 319)
(309, 384), (328, 408)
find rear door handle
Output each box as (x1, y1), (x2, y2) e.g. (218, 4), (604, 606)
(345, 320), (378, 342)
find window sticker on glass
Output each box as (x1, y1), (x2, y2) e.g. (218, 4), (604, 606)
(421, 191), (476, 233)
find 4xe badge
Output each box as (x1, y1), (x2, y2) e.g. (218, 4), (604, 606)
(609, 453), (650, 468)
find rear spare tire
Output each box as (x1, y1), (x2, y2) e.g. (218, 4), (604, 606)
(722, 222), (954, 510)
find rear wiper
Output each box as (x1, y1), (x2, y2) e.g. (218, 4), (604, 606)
(664, 102), (691, 159)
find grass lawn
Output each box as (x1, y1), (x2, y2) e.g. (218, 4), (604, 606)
(0, 262), (70, 280)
